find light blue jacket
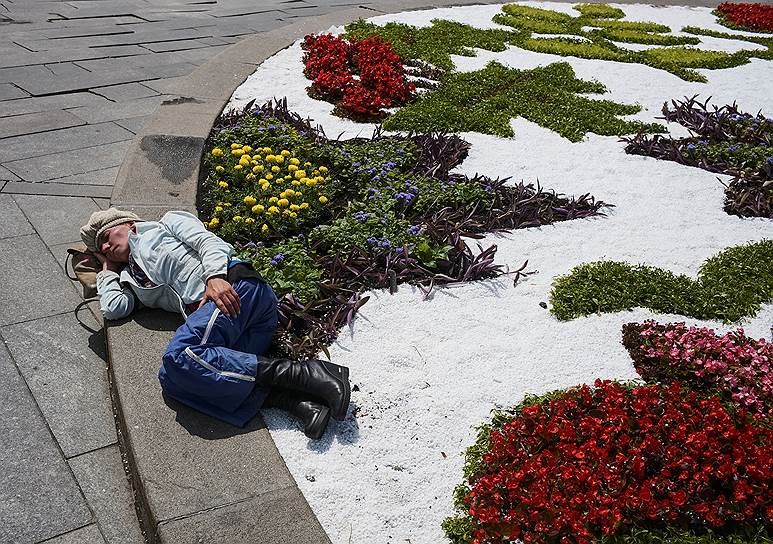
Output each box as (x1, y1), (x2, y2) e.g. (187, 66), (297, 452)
(96, 211), (233, 320)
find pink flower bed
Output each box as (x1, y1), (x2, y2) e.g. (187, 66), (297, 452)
(622, 321), (772, 418)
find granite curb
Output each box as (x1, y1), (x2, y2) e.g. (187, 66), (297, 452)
(107, 0), (724, 542)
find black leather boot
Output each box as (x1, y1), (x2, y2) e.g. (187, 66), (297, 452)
(255, 358), (351, 420)
(265, 390), (330, 440)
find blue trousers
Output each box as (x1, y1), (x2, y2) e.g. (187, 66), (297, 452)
(159, 279), (278, 427)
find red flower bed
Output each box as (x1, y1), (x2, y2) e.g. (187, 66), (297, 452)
(715, 2), (773, 32)
(623, 321), (773, 419)
(462, 381), (772, 544)
(302, 34), (415, 120)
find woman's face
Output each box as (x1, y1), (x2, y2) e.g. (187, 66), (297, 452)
(99, 223), (134, 263)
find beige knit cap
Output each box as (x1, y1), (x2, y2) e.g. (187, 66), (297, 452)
(80, 208), (140, 252)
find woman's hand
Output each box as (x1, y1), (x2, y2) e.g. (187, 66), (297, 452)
(199, 276), (240, 317)
(93, 252), (122, 273)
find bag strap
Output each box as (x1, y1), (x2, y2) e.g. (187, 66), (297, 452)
(64, 249), (79, 281)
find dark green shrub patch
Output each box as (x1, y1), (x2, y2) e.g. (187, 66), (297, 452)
(549, 240), (773, 322)
(623, 96), (773, 218)
(382, 61), (664, 141)
(201, 100), (609, 357)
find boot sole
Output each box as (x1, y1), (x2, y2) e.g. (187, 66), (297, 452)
(325, 363), (350, 421)
(306, 405), (330, 440)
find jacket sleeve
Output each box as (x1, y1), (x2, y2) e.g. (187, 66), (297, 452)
(161, 210), (233, 281)
(96, 270), (136, 320)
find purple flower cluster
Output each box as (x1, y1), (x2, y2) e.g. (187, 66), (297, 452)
(406, 225), (420, 235)
(352, 211), (373, 222)
(366, 236), (391, 248)
(270, 253), (285, 267)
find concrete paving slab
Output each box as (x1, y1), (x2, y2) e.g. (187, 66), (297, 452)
(114, 116), (151, 135)
(0, 83), (29, 101)
(0, 122), (133, 163)
(0, 194), (34, 239)
(0, 93), (110, 118)
(0, 109), (86, 140)
(68, 96), (165, 124)
(1, 180), (114, 198)
(0, 164), (21, 181)
(12, 194), (100, 246)
(0, 341), (93, 543)
(42, 167), (120, 187)
(92, 83), (160, 101)
(41, 524), (106, 544)
(4, 141), (129, 182)
(1, 311), (116, 458)
(69, 445), (146, 544)
(157, 486), (331, 544)
(0, 234), (82, 326)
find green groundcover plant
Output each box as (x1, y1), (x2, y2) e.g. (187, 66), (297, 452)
(549, 240), (773, 322)
(343, 4), (773, 85)
(200, 100), (609, 357)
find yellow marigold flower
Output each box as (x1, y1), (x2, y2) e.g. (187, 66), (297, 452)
(265, 174), (273, 181)
(290, 212), (297, 218)
(251, 160), (259, 166)
(262, 147), (271, 154)
(218, 181), (229, 188)
(244, 217), (255, 224)
(239, 158), (250, 167)
(261, 224), (269, 232)
(304, 162), (312, 167)
(230, 143), (242, 150)
(211, 148), (223, 157)
(319, 196), (328, 204)
(292, 180), (301, 186)
(214, 206), (223, 213)
(319, 166), (328, 173)
(242, 154), (251, 161)
(253, 165), (264, 173)
(234, 165), (242, 170)
(281, 150), (290, 157)
(285, 189), (295, 197)
(300, 202), (309, 209)
(246, 173), (256, 181)
(269, 196), (278, 203)
(233, 215), (243, 222)
(209, 217), (220, 227)
(283, 209), (291, 216)
(300, 177), (310, 185)
(252, 204), (265, 214)
(224, 202), (232, 207)
(265, 154), (275, 163)
(268, 206), (279, 214)
(288, 164), (298, 172)
(296, 191), (303, 197)
(315, 176), (324, 183)
(232, 149), (244, 156)
(289, 158), (300, 166)
(305, 179), (316, 187)
(295, 170), (306, 179)
(279, 191), (287, 199)
(243, 195), (257, 206)
(274, 155), (284, 164)
(289, 204), (300, 211)
(284, 175), (292, 181)
(215, 165), (225, 172)
(271, 165), (280, 173)
(277, 198), (289, 207)
(242, 145), (252, 153)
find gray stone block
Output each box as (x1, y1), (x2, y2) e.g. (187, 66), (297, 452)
(114, 116), (151, 135)
(0, 234), (82, 325)
(93, 83), (160, 102)
(4, 141), (129, 182)
(12, 194), (100, 246)
(45, 167), (119, 187)
(0, 122), (133, 163)
(0, 164), (20, 181)
(0, 342), (92, 543)
(42, 524), (107, 544)
(107, 310), (297, 525)
(0, 194), (33, 239)
(141, 38), (213, 53)
(69, 445), (146, 544)
(0, 109), (85, 139)
(67, 96), (164, 124)
(0, 92), (110, 118)
(0, 83), (29, 101)
(1, 311), (116, 458)
(1, 180), (114, 199)
(157, 486), (331, 544)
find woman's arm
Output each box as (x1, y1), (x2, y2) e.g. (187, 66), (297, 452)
(96, 270), (136, 320)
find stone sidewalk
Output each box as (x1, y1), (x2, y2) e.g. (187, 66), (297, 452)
(0, 1), (377, 542)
